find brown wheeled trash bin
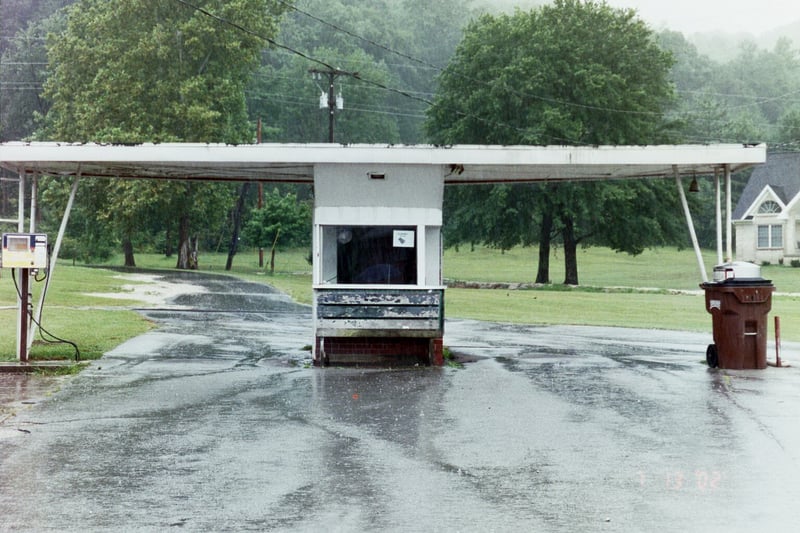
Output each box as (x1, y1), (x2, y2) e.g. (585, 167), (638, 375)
(700, 262), (774, 370)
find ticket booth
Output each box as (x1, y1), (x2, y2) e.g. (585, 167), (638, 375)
(312, 163), (445, 366)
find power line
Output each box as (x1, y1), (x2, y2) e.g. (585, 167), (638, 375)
(276, 0), (444, 73)
(173, 0), (340, 72)
(246, 91), (427, 119)
(172, 0), (434, 109)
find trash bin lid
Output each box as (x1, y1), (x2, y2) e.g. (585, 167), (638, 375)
(712, 261), (762, 282)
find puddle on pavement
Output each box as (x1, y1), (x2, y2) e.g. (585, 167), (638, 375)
(0, 373), (65, 416)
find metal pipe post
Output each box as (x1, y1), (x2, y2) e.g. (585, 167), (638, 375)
(725, 164), (733, 262)
(17, 269), (29, 362)
(715, 167), (723, 265)
(17, 171), (25, 232)
(29, 173), (38, 233)
(675, 166), (708, 282)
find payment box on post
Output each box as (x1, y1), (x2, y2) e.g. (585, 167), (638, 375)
(1, 233), (48, 269)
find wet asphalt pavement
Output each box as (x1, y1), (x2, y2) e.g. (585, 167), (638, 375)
(1, 271), (800, 532)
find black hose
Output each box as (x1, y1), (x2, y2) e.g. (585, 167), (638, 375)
(11, 267), (81, 362)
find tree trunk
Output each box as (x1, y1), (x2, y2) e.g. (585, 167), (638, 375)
(562, 214), (579, 285)
(535, 208), (553, 284)
(225, 183), (250, 271)
(123, 237), (136, 268)
(269, 228), (281, 274)
(176, 214), (197, 270)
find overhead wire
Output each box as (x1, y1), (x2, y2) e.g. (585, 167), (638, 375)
(173, 0), (433, 109)
(275, 0), (443, 73)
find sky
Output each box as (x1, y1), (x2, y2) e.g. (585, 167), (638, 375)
(604, 0), (800, 35)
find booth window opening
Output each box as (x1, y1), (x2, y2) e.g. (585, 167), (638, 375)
(335, 226), (417, 285)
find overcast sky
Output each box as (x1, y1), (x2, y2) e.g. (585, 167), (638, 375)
(604, 0), (800, 34)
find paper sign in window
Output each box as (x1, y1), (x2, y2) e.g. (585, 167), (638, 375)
(393, 230), (414, 248)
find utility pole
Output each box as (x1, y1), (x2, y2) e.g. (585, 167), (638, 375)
(309, 68), (354, 143)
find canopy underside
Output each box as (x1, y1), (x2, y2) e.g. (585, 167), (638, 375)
(0, 142), (766, 183)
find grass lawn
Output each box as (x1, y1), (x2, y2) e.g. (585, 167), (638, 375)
(442, 245), (800, 338)
(4, 244), (799, 363)
(0, 265), (154, 361)
(105, 245), (800, 340)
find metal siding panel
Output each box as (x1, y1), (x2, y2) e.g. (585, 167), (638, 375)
(317, 305), (441, 319)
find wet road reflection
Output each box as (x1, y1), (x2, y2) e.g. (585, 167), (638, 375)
(1, 272), (799, 532)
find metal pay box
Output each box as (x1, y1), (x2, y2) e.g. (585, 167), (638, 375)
(1, 233), (48, 269)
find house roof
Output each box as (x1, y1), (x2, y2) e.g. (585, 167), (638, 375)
(0, 142), (766, 185)
(733, 152), (800, 219)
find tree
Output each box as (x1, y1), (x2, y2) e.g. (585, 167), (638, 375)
(426, 0), (677, 284)
(243, 188), (311, 273)
(37, 0), (287, 267)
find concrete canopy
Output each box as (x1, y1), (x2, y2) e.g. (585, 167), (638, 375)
(0, 142), (766, 183)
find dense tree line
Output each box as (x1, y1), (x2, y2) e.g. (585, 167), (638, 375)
(1, 0), (799, 280)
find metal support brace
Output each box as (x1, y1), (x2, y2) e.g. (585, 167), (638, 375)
(725, 164), (733, 262)
(17, 171), (25, 232)
(29, 173), (38, 233)
(15, 171), (27, 360)
(675, 166), (708, 282)
(715, 167), (723, 265)
(29, 174), (81, 350)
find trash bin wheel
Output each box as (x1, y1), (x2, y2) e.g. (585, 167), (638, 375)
(706, 344), (719, 368)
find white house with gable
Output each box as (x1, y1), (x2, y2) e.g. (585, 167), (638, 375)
(734, 152), (800, 264)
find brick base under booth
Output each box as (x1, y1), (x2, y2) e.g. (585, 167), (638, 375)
(315, 336), (444, 366)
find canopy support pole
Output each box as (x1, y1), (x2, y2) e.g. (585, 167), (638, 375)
(15, 171), (27, 361)
(28, 173), (38, 233)
(675, 166), (707, 282)
(715, 167), (723, 265)
(725, 164), (733, 262)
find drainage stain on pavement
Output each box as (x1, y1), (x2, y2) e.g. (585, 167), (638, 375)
(0, 373), (65, 419)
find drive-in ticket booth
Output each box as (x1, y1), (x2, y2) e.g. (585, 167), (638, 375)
(701, 262), (774, 369)
(311, 163), (445, 366)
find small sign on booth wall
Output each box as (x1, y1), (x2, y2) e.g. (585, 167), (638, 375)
(393, 230), (414, 248)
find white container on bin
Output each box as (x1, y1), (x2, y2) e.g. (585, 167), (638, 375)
(712, 261), (761, 282)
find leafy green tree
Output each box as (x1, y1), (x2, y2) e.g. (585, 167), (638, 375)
(427, 0), (677, 284)
(243, 188), (311, 273)
(38, 0), (286, 267)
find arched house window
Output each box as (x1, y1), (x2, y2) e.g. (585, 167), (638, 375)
(758, 200), (781, 214)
